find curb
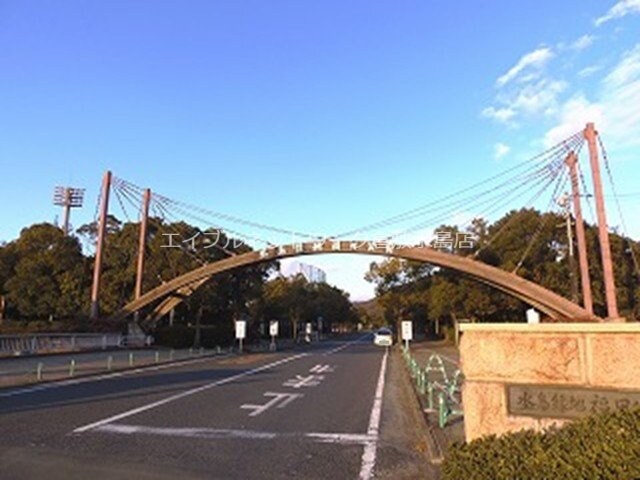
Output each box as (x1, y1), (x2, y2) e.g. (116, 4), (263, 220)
(395, 347), (445, 464)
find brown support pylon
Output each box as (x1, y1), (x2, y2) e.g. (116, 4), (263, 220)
(565, 151), (593, 315)
(134, 188), (151, 323)
(90, 171), (112, 320)
(584, 123), (620, 320)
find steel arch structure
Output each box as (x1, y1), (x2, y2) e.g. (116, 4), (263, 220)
(112, 240), (599, 323)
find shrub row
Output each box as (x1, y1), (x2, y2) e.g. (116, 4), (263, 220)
(442, 407), (640, 480)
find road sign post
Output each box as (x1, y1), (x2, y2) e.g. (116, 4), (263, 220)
(235, 320), (246, 353)
(305, 322), (312, 343)
(269, 320), (278, 351)
(401, 321), (413, 350)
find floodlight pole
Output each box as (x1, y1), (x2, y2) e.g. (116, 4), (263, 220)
(91, 171), (112, 320)
(62, 189), (72, 235)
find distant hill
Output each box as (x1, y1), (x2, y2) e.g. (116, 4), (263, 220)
(353, 298), (385, 327)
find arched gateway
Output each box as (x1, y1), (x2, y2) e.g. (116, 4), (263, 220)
(112, 239), (599, 323)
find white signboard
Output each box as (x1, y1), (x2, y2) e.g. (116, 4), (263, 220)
(401, 321), (413, 341)
(235, 320), (246, 340)
(269, 320), (279, 337)
(526, 308), (540, 324)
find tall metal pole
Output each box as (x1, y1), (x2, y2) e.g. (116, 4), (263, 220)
(134, 188), (151, 323)
(565, 152), (593, 315)
(584, 123), (619, 320)
(90, 171), (112, 320)
(559, 194), (579, 304)
(62, 189), (71, 235)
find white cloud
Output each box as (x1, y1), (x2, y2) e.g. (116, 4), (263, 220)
(544, 44), (640, 147)
(578, 65), (603, 77)
(484, 78), (567, 124)
(603, 43), (640, 88)
(543, 95), (604, 147)
(595, 0), (640, 26)
(508, 79), (567, 115)
(482, 106), (516, 123)
(571, 34), (595, 51)
(494, 142), (511, 160)
(484, 46), (566, 124)
(496, 47), (554, 86)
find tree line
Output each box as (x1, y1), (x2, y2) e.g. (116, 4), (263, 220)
(0, 217), (359, 340)
(364, 208), (640, 335)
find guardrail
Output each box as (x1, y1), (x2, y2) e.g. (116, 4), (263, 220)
(402, 347), (464, 428)
(0, 333), (152, 357)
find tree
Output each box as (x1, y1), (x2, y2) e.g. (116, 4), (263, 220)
(4, 223), (89, 320)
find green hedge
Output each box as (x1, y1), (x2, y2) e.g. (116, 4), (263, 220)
(153, 325), (194, 349)
(153, 323), (235, 349)
(442, 407), (640, 480)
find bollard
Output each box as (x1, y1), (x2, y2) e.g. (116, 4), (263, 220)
(36, 362), (43, 381)
(107, 355), (113, 371)
(129, 352), (134, 367)
(418, 370), (426, 395)
(155, 351), (160, 363)
(169, 349), (174, 361)
(69, 359), (76, 377)
(426, 382), (435, 411)
(438, 391), (447, 428)
(189, 348), (193, 357)
(216, 345), (221, 354)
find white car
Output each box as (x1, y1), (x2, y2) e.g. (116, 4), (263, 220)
(373, 328), (393, 347)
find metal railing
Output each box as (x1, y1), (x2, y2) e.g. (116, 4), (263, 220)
(0, 333), (152, 357)
(402, 347), (464, 428)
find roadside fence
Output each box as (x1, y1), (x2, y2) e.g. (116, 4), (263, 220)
(402, 347), (464, 428)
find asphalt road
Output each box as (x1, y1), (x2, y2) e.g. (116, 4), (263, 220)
(0, 335), (436, 480)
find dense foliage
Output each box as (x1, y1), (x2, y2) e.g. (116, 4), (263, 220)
(0, 218), (359, 339)
(365, 209), (640, 332)
(442, 407), (640, 480)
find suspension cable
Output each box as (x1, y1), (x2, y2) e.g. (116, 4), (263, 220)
(332, 130), (584, 238)
(597, 135), (640, 279)
(512, 168), (569, 274)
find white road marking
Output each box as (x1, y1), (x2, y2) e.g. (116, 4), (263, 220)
(72, 353), (307, 433)
(0, 354), (231, 399)
(96, 423), (278, 440)
(359, 348), (388, 480)
(306, 432), (376, 444)
(309, 364), (334, 373)
(89, 423), (377, 445)
(282, 374), (324, 388)
(240, 391), (304, 417)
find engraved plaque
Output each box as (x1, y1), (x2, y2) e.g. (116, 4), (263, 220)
(506, 384), (640, 419)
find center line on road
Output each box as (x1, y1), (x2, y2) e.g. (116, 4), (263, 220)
(72, 352), (308, 434)
(322, 334), (370, 356)
(359, 348), (388, 480)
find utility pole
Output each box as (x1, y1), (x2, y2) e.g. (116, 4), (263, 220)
(584, 123), (619, 320)
(565, 151), (593, 315)
(90, 171), (112, 320)
(53, 186), (85, 235)
(133, 188), (151, 323)
(558, 193), (579, 304)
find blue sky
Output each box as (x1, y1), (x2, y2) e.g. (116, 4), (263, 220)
(1, 0), (639, 300)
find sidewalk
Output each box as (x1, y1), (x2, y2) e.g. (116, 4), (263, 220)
(0, 347), (229, 389)
(402, 340), (465, 462)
